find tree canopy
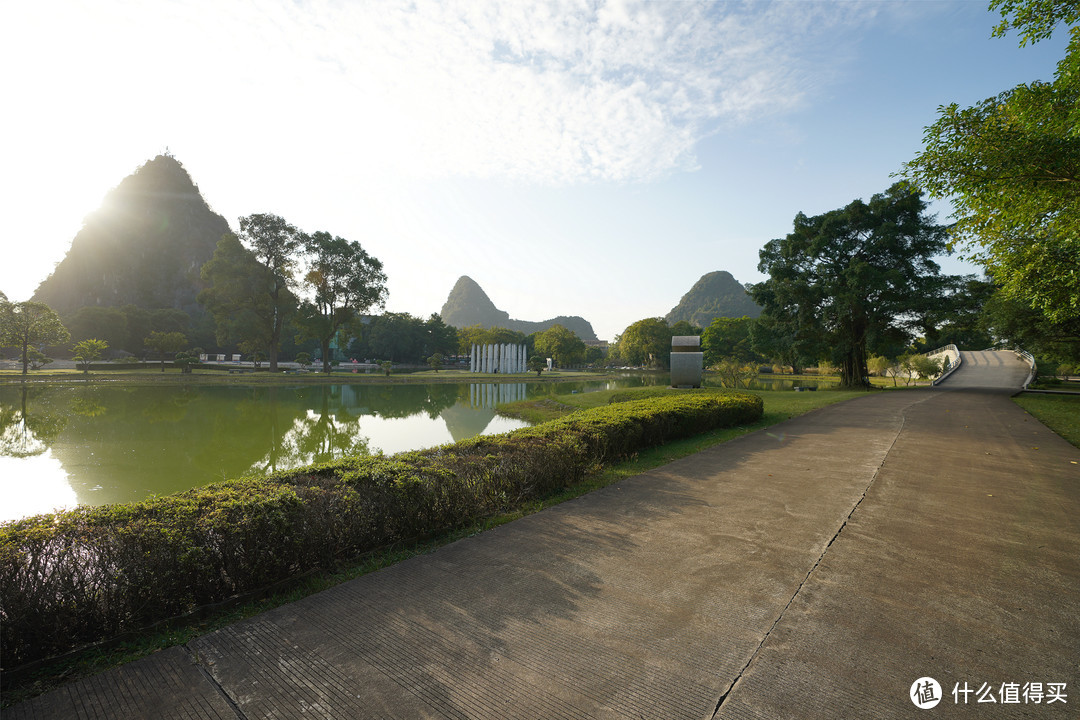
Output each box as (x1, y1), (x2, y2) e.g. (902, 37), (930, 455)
(144, 331), (187, 372)
(296, 231), (388, 373)
(615, 318), (672, 369)
(351, 313), (458, 365)
(533, 324), (586, 367)
(0, 300), (71, 375)
(236, 214), (304, 371)
(750, 183), (954, 388)
(901, 0), (1080, 323)
(701, 316), (759, 367)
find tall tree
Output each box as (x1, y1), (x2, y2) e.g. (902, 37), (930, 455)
(901, 0), (1080, 323)
(424, 314), (459, 360)
(200, 232), (296, 368)
(65, 306), (128, 351)
(232, 214), (304, 371)
(534, 324), (586, 368)
(0, 300), (71, 376)
(295, 231), (387, 373)
(701, 316), (759, 367)
(616, 318), (672, 369)
(144, 331), (187, 372)
(751, 183), (954, 388)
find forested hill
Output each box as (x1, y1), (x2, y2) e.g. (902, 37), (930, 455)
(439, 275), (599, 342)
(664, 271), (762, 327)
(32, 154), (231, 316)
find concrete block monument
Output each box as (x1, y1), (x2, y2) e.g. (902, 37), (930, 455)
(670, 335), (703, 388)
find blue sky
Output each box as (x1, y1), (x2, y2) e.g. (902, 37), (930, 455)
(0, 0), (1069, 342)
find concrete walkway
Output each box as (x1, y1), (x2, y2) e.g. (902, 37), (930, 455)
(9, 351), (1079, 719)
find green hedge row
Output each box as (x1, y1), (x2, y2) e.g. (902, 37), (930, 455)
(0, 391), (762, 667)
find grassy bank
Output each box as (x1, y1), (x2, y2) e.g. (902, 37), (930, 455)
(1013, 392), (1080, 448)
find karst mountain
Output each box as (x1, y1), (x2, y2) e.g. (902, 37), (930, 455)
(440, 276), (598, 342)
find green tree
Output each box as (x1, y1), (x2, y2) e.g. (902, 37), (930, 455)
(200, 232), (295, 367)
(669, 320), (701, 338)
(427, 353), (444, 372)
(0, 300), (71, 376)
(527, 355), (546, 376)
(174, 350), (201, 374)
(424, 314), (459, 360)
(534, 324), (586, 368)
(867, 355), (896, 386)
(912, 354), (944, 381)
(66, 306), (128, 351)
(456, 325), (527, 354)
(616, 318), (672, 369)
(145, 331), (187, 372)
(701, 316), (759, 367)
(295, 351), (312, 369)
(916, 277), (996, 352)
(201, 215), (303, 372)
(295, 231), (387, 373)
(751, 183), (954, 388)
(901, 0), (1080, 323)
(72, 339), (108, 373)
(712, 358), (758, 389)
(979, 289), (1080, 366)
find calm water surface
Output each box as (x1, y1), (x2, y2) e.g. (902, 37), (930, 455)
(0, 376), (660, 521)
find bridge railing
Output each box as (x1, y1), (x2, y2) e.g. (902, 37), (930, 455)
(1014, 348), (1037, 389)
(927, 344), (961, 386)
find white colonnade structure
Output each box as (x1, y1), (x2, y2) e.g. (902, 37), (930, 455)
(470, 343), (527, 374)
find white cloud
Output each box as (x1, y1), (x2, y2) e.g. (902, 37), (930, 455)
(82, 0), (877, 186)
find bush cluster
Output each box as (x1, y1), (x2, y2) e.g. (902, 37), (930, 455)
(0, 392), (762, 667)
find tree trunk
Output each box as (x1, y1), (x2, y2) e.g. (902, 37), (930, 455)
(269, 319), (281, 373)
(839, 349), (870, 388)
(321, 339), (332, 374)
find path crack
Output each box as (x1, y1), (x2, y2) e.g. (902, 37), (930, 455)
(710, 399), (924, 718)
(186, 644), (249, 720)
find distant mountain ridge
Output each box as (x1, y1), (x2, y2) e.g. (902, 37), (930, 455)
(440, 276), (599, 342)
(32, 154), (230, 316)
(665, 271), (762, 327)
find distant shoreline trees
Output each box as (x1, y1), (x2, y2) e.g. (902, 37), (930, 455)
(200, 214), (388, 372)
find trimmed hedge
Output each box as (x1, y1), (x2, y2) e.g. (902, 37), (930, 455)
(0, 391), (762, 667)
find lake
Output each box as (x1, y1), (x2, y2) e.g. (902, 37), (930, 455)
(0, 376), (665, 522)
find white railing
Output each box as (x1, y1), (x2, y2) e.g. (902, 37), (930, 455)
(1014, 348), (1037, 389)
(926, 344), (961, 386)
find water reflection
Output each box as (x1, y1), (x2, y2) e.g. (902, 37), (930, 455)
(0, 383), (537, 521)
(0, 386), (68, 458)
(470, 382), (527, 409)
(0, 376), (670, 522)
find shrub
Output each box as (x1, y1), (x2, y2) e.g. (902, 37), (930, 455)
(0, 392), (762, 667)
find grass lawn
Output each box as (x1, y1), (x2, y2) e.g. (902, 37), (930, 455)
(0, 382), (876, 706)
(1013, 392), (1080, 448)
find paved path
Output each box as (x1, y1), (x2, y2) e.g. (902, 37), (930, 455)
(9, 352), (1079, 719)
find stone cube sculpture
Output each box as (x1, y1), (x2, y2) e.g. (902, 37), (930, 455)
(670, 335), (703, 388)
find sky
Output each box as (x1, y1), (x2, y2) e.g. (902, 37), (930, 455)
(0, 0), (1069, 342)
